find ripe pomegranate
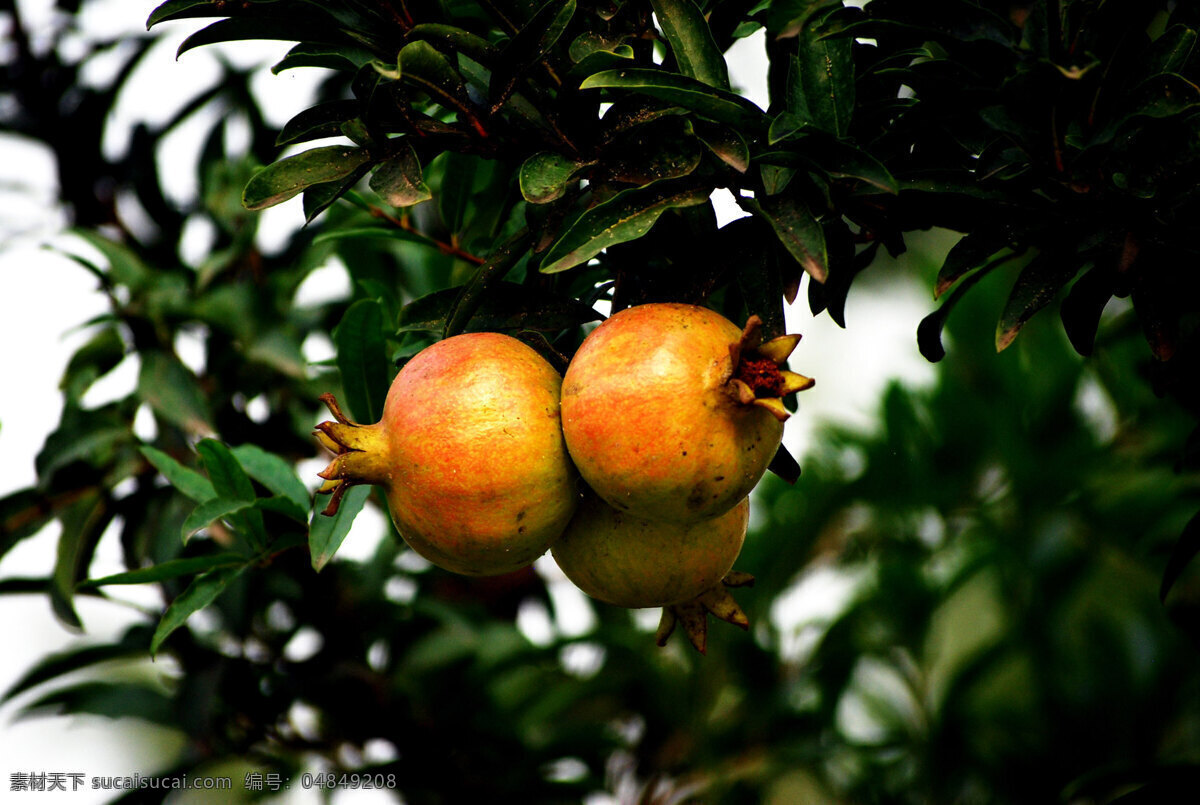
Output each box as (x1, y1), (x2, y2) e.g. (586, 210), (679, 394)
(560, 303), (812, 523)
(552, 492), (755, 653)
(314, 332), (578, 576)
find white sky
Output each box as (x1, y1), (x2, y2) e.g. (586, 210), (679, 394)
(0, 1), (940, 799)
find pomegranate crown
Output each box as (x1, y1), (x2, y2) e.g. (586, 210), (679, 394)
(313, 393), (387, 517)
(726, 315), (814, 422)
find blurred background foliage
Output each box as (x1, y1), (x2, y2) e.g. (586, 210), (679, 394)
(4, 0), (1200, 803)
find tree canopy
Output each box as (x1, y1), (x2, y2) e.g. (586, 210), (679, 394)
(3, 0), (1200, 801)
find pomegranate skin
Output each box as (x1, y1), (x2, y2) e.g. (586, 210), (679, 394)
(560, 303), (783, 523)
(552, 494), (750, 608)
(318, 333), (578, 576)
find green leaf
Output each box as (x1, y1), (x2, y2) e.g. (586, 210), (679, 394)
(18, 681), (174, 726)
(407, 23), (501, 66)
(395, 40), (479, 124)
(176, 17), (347, 59)
(80, 553), (246, 589)
(276, 100), (359, 147)
(181, 496), (255, 543)
(243, 145), (373, 211)
(139, 445), (217, 503)
(1161, 509), (1200, 602)
(369, 143), (432, 207)
(146, 0), (229, 29)
(1127, 72), (1200, 120)
(52, 491), (110, 630)
(787, 20), (854, 138)
(311, 225), (427, 247)
(649, 0), (730, 90)
(253, 494), (311, 524)
(60, 326), (125, 404)
(996, 251), (1081, 352)
(150, 564), (247, 655)
(540, 181), (711, 273)
(761, 135), (897, 193)
(2, 626), (151, 703)
(690, 120), (749, 173)
(918, 256), (1003, 362)
(519, 152), (593, 203)
(333, 299), (392, 424)
(1, 488), (55, 565)
(400, 281), (601, 334)
(302, 161), (375, 223)
(490, 0), (577, 111)
(1144, 25), (1198, 78)
(744, 194), (828, 283)
(437, 152), (488, 234)
(444, 230), (535, 338)
(273, 42), (374, 75)
(68, 229), (151, 291)
(935, 228), (1015, 298)
(310, 485), (371, 572)
(229, 444), (310, 512)
(195, 440), (256, 504)
(581, 69), (767, 131)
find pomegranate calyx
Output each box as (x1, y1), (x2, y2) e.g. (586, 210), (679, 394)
(655, 570), (755, 654)
(725, 316), (812, 418)
(313, 393), (390, 517)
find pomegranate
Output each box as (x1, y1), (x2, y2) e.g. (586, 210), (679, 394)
(314, 332), (579, 576)
(552, 492), (755, 653)
(560, 303), (812, 523)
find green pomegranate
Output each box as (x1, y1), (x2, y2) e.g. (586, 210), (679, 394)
(315, 332), (578, 576)
(560, 303), (812, 524)
(552, 493), (749, 608)
(552, 491), (757, 653)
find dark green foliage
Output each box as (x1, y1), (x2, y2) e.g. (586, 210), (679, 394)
(5, 0), (1200, 802)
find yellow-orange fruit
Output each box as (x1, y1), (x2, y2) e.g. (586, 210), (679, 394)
(560, 303), (811, 524)
(315, 333), (578, 576)
(552, 493), (750, 608)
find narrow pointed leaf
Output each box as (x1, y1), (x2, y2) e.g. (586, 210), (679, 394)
(936, 228), (1014, 298)
(139, 446), (216, 503)
(302, 161), (373, 223)
(181, 497), (254, 542)
(444, 230), (535, 338)
(581, 69), (767, 131)
(310, 485), (371, 572)
(540, 182), (711, 273)
(333, 299), (391, 424)
(787, 23), (854, 138)
(137, 352), (214, 436)
(996, 251), (1080, 352)
(229, 444), (310, 511)
(195, 439), (256, 503)
(51, 492), (110, 630)
(1, 488), (55, 564)
(80, 553), (246, 589)
(650, 0), (730, 89)
(490, 0), (577, 111)
(745, 195), (828, 283)
(2, 626), (151, 703)
(690, 120), (749, 172)
(519, 152), (591, 203)
(243, 146), (373, 211)
(151, 564), (247, 655)
(276, 100), (359, 147)
(1162, 509), (1200, 602)
(370, 143), (432, 207)
(399, 281), (601, 334)
(18, 682), (174, 726)
(398, 40), (478, 121)
(176, 18), (347, 59)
